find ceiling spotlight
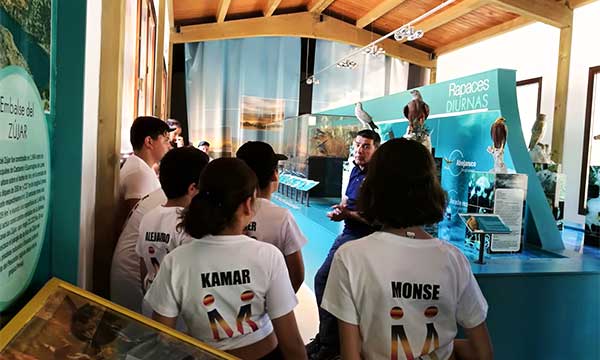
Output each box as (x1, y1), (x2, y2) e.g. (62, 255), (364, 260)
(306, 75), (319, 85)
(336, 59), (358, 69)
(394, 25), (424, 42)
(363, 44), (386, 57)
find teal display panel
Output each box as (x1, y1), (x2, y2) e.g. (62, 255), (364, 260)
(319, 69), (563, 250)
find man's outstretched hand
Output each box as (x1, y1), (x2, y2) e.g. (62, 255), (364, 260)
(327, 204), (348, 222)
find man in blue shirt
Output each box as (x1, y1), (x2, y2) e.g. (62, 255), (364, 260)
(308, 129), (381, 359)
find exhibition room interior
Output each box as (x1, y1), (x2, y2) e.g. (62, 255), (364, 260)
(0, 0), (599, 359)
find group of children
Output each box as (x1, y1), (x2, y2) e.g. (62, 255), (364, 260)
(110, 116), (493, 360)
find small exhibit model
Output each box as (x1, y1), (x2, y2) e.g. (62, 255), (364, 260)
(354, 102), (379, 131)
(528, 113), (547, 150)
(403, 89), (432, 152)
(528, 113), (554, 164)
(530, 143), (554, 164)
(488, 117), (508, 173)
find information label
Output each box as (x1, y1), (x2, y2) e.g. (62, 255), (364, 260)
(0, 66), (50, 311)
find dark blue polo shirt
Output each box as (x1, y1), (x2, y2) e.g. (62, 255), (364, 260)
(343, 164), (375, 236)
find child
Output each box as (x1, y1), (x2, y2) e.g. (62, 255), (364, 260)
(136, 147), (209, 310)
(145, 158), (307, 359)
(236, 141), (308, 292)
(111, 147), (207, 313)
(321, 138), (493, 360)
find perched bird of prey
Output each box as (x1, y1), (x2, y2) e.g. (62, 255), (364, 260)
(528, 113), (547, 150)
(491, 117), (508, 150)
(403, 89), (430, 130)
(354, 102), (379, 131)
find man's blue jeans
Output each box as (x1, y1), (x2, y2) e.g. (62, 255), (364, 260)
(314, 229), (368, 349)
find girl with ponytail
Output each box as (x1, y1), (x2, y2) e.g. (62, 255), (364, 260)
(146, 158), (306, 359)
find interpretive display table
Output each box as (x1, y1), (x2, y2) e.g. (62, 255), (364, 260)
(278, 173), (319, 206)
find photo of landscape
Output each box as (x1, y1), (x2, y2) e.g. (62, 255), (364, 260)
(1, 0), (51, 111)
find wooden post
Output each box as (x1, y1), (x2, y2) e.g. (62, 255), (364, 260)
(154, 0), (166, 117)
(94, 0), (126, 296)
(166, 0), (174, 117)
(167, 41), (174, 117)
(429, 67), (437, 84)
(551, 24), (573, 164)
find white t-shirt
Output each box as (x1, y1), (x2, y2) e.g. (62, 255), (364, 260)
(145, 235), (298, 350)
(322, 232), (488, 360)
(120, 154), (161, 200)
(245, 198), (308, 256)
(110, 189), (167, 312)
(136, 206), (191, 292)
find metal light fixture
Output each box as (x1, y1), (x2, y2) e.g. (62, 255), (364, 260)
(303, 0), (455, 85)
(363, 44), (386, 57)
(336, 59), (358, 69)
(394, 25), (424, 41)
(306, 75), (319, 85)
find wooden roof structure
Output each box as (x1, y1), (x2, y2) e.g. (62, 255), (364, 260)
(168, 0), (595, 68)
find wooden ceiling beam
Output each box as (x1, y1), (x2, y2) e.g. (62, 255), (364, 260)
(569, 0), (598, 7)
(264, 0), (283, 17)
(216, 0), (231, 23)
(173, 12), (435, 67)
(490, 0), (572, 28)
(356, 0), (409, 28)
(308, 0), (336, 13)
(434, 17), (532, 55)
(398, 0), (489, 43)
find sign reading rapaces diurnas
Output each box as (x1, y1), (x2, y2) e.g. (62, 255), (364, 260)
(0, 66), (50, 311)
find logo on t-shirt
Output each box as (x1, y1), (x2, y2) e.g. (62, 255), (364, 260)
(202, 289), (259, 341)
(390, 281), (442, 359)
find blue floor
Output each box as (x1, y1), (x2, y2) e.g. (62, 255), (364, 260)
(273, 195), (600, 291)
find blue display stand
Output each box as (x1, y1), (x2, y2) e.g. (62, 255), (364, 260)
(320, 69), (563, 251)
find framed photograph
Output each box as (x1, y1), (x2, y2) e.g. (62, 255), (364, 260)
(240, 96), (285, 131)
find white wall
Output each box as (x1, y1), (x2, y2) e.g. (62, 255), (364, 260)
(563, 1), (600, 225)
(80, 0), (102, 289)
(437, 22), (560, 147)
(436, 10), (600, 225)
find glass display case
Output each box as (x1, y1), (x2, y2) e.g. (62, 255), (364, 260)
(0, 278), (236, 360)
(279, 114), (361, 176)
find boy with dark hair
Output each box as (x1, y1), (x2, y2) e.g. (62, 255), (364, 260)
(137, 147), (210, 294)
(236, 141), (308, 293)
(308, 129), (381, 359)
(119, 116), (174, 229)
(110, 147), (208, 313)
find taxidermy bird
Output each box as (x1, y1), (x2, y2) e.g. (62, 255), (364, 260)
(528, 113), (547, 150)
(354, 102), (379, 131)
(490, 117), (508, 150)
(403, 89), (430, 130)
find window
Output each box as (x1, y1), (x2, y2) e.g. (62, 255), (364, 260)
(516, 77), (542, 146)
(579, 66), (600, 215)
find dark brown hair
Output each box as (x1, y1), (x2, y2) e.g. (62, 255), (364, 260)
(181, 158), (257, 238)
(359, 138), (446, 228)
(356, 129), (381, 147)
